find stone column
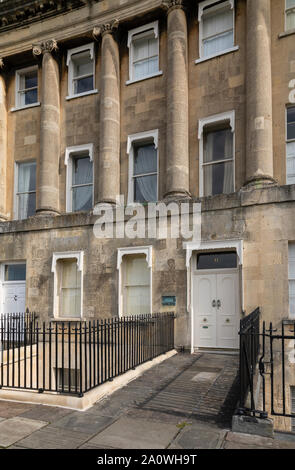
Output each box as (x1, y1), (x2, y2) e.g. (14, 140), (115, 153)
(93, 20), (120, 207)
(245, 0), (276, 187)
(33, 40), (60, 215)
(164, 0), (190, 199)
(0, 58), (7, 221)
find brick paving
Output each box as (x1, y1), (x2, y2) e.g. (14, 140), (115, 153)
(0, 352), (294, 449)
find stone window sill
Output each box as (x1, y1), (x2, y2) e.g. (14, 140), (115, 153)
(195, 46), (239, 64)
(126, 71), (163, 86)
(10, 102), (41, 112)
(278, 29), (295, 39)
(51, 317), (84, 322)
(66, 89), (98, 101)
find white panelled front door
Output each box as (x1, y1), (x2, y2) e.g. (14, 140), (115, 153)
(193, 271), (239, 349)
(2, 282), (26, 314)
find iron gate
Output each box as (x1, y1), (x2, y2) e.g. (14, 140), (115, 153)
(238, 310), (295, 422)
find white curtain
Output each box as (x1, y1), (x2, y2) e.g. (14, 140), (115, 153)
(287, 142), (295, 184)
(72, 157), (93, 211)
(18, 163), (36, 219)
(59, 260), (81, 318)
(134, 145), (157, 202)
(203, 129), (233, 196)
(287, 0), (295, 30)
(223, 132), (234, 193)
(124, 256), (150, 315)
(203, 8), (233, 57)
(133, 36), (158, 79)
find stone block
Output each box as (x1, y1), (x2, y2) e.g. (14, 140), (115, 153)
(232, 414), (274, 438)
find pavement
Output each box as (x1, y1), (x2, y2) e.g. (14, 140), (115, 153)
(0, 352), (294, 449)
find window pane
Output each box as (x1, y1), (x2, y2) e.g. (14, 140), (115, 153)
(72, 185), (93, 211)
(59, 259), (81, 318)
(286, 10), (295, 30)
(5, 264), (26, 281)
(287, 107), (295, 140)
(134, 57), (158, 80)
(124, 255), (150, 316)
(134, 175), (157, 203)
(18, 162), (36, 192)
(24, 73), (37, 89)
(203, 8), (233, 38)
(287, 0), (295, 8)
(23, 88), (38, 106)
(197, 252), (237, 270)
(74, 76), (94, 94)
(18, 192), (36, 219)
(204, 128), (233, 163)
(73, 157), (93, 185)
(133, 37), (149, 61)
(203, 161), (233, 196)
(203, 30), (233, 56)
(72, 52), (93, 77)
(134, 144), (157, 175)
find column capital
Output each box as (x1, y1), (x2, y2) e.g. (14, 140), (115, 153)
(32, 39), (58, 57)
(93, 19), (119, 39)
(161, 0), (186, 13)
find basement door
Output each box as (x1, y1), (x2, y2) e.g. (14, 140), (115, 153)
(193, 253), (240, 349)
(1, 264), (26, 314)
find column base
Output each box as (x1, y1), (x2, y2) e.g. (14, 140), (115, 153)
(35, 208), (60, 217)
(242, 175), (277, 190)
(93, 200), (119, 215)
(0, 214), (8, 222)
(163, 190), (191, 201)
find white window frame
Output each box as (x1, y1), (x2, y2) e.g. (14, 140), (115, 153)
(51, 251), (84, 320)
(14, 160), (37, 220)
(13, 65), (40, 111)
(65, 144), (94, 213)
(126, 21), (162, 85)
(127, 130), (159, 205)
(117, 246), (153, 318)
(286, 106), (295, 185)
(289, 243), (295, 319)
(196, 0), (238, 64)
(198, 110), (235, 198)
(285, 0), (295, 31)
(66, 43), (97, 100)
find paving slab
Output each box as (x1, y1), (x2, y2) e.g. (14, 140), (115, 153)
(0, 401), (33, 419)
(20, 405), (73, 423)
(52, 411), (115, 435)
(86, 416), (179, 449)
(126, 407), (187, 425)
(0, 417), (47, 448)
(171, 421), (226, 449)
(16, 425), (92, 449)
(224, 432), (295, 449)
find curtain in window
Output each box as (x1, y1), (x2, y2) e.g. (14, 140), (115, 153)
(287, 142), (295, 184)
(286, 0), (295, 30)
(203, 128), (233, 196)
(124, 256), (150, 315)
(59, 260), (81, 318)
(133, 35), (158, 79)
(203, 8), (233, 57)
(18, 163), (36, 219)
(72, 157), (93, 211)
(289, 245), (295, 318)
(134, 144), (157, 202)
(72, 51), (94, 94)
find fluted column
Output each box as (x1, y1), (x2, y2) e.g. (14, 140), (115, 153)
(33, 40), (60, 215)
(93, 20), (120, 207)
(164, 0), (190, 199)
(245, 0), (276, 187)
(0, 59), (7, 221)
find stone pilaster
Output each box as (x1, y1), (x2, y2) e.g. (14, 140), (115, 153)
(33, 39), (60, 215)
(245, 0), (276, 187)
(93, 20), (120, 207)
(163, 0), (190, 199)
(0, 58), (7, 221)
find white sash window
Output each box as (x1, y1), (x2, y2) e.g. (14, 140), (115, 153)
(15, 161), (36, 220)
(286, 0), (295, 30)
(287, 107), (295, 185)
(289, 244), (295, 319)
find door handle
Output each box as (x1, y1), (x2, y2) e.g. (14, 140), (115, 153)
(14, 295), (18, 302)
(217, 300), (221, 309)
(212, 299), (216, 308)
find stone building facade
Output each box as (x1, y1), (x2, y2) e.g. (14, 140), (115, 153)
(0, 0), (295, 427)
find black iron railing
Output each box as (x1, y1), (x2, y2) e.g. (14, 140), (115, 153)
(0, 310), (37, 351)
(0, 312), (174, 396)
(238, 307), (260, 414)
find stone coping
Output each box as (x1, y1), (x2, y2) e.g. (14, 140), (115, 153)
(0, 349), (177, 411)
